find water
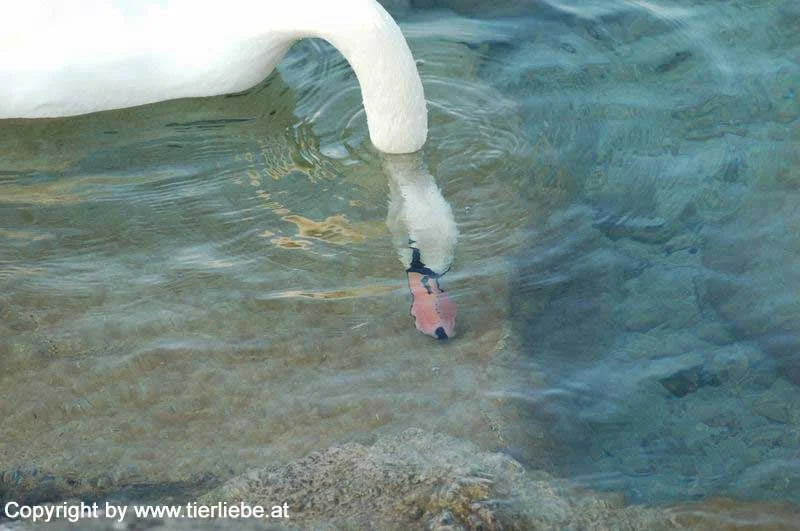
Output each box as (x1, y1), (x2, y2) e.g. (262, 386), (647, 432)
(1, 0), (799, 522)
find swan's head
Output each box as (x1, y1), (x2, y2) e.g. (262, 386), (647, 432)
(407, 271), (456, 339)
(406, 247), (456, 339)
(398, 189), (458, 340)
(381, 152), (458, 339)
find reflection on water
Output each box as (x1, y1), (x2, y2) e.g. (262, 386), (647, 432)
(1, 0), (799, 524)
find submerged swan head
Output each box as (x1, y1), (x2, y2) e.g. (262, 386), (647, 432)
(383, 153), (458, 339)
(407, 262), (457, 340)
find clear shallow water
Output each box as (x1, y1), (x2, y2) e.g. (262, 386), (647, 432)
(1, 0), (799, 519)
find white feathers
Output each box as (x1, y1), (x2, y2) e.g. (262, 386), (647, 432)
(0, 0), (427, 153)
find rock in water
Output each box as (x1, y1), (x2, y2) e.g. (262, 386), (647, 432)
(201, 428), (670, 529)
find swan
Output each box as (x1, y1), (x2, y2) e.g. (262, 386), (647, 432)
(0, 0), (457, 337)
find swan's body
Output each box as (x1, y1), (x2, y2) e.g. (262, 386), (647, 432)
(0, 0), (427, 153)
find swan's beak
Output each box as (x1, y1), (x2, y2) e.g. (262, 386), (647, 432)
(407, 272), (457, 339)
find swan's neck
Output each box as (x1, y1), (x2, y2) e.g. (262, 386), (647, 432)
(383, 153), (458, 276)
(286, 0), (427, 153)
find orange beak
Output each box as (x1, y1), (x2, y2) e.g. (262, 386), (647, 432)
(407, 271), (456, 339)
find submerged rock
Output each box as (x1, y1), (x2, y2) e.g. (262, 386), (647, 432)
(201, 429), (655, 530)
(620, 265), (701, 332)
(659, 365), (721, 398)
(200, 428), (669, 530)
(4, 430), (800, 530)
(751, 378), (797, 425)
(703, 192), (800, 385)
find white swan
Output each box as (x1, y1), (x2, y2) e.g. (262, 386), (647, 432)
(0, 0), (426, 154)
(1, 0), (458, 337)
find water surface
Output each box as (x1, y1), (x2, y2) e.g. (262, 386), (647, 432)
(1, 0), (799, 519)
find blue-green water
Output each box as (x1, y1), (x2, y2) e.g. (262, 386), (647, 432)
(1, 0), (799, 519)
